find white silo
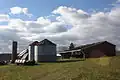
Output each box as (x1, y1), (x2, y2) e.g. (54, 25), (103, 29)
(28, 46), (31, 61)
(28, 45), (34, 61)
(34, 45), (38, 62)
(28, 41), (39, 61)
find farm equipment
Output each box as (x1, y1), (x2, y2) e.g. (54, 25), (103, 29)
(0, 61), (8, 65)
(15, 49), (36, 65)
(15, 59), (35, 65)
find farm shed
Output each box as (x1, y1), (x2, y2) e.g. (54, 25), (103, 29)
(59, 41), (116, 59)
(0, 53), (11, 62)
(29, 39), (57, 62)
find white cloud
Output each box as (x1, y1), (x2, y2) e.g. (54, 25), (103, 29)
(52, 6), (120, 46)
(22, 8), (33, 17)
(1, 6), (120, 53)
(117, 0), (120, 3)
(37, 17), (51, 25)
(44, 22), (67, 33)
(22, 8), (28, 14)
(53, 6), (89, 26)
(10, 7), (32, 17)
(0, 14), (9, 22)
(110, 0), (120, 7)
(10, 7), (22, 14)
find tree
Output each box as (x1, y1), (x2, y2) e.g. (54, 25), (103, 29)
(69, 43), (75, 50)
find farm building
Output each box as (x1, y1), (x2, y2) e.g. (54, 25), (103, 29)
(0, 39), (56, 63)
(0, 41), (18, 62)
(0, 53), (11, 62)
(28, 39), (57, 62)
(59, 41), (116, 59)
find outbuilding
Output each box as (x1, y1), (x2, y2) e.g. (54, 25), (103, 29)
(28, 39), (57, 62)
(0, 53), (11, 62)
(60, 41), (116, 59)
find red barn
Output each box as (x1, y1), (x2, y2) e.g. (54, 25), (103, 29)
(60, 41), (116, 58)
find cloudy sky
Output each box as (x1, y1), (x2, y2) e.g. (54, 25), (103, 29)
(0, 0), (120, 53)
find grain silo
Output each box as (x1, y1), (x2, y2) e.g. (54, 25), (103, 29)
(34, 45), (38, 62)
(28, 41), (39, 61)
(11, 41), (17, 63)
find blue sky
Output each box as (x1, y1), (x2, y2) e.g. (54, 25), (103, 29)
(0, 0), (116, 19)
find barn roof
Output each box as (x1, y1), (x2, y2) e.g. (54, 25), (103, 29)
(71, 41), (103, 50)
(70, 41), (115, 50)
(29, 41), (39, 46)
(59, 41), (115, 53)
(29, 39), (56, 46)
(75, 41), (115, 49)
(38, 39), (56, 46)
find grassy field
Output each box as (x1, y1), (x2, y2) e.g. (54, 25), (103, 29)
(0, 56), (120, 80)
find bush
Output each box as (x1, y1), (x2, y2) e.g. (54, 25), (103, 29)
(0, 61), (8, 65)
(24, 60), (36, 65)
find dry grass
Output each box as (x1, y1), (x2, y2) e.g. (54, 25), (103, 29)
(0, 56), (120, 80)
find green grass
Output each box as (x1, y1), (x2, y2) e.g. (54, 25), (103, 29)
(0, 56), (120, 80)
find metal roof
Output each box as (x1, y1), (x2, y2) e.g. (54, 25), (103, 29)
(29, 41), (39, 46)
(37, 39), (56, 46)
(29, 39), (56, 46)
(59, 41), (115, 54)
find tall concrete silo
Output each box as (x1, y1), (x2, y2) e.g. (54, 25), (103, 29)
(11, 41), (17, 63)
